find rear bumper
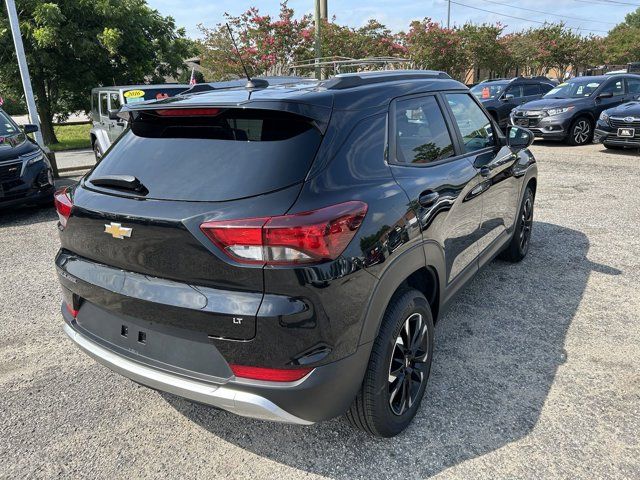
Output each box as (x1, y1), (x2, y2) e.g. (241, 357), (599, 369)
(63, 322), (313, 424)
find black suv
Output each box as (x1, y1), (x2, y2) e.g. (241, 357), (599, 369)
(470, 77), (556, 128)
(510, 74), (640, 145)
(0, 108), (54, 209)
(55, 71), (538, 437)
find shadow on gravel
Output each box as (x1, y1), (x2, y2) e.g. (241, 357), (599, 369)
(0, 177), (77, 227)
(164, 221), (621, 479)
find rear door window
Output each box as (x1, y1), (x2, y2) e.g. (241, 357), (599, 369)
(394, 95), (455, 164)
(446, 93), (495, 153)
(87, 109), (322, 202)
(522, 84), (541, 96)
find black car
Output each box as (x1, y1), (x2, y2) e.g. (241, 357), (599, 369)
(510, 74), (640, 145)
(0, 108), (54, 209)
(470, 76), (556, 128)
(594, 98), (640, 149)
(54, 71), (538, 437)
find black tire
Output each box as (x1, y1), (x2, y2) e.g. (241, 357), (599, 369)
(566, 117), (593, 146)
(346, 289), (434, 437)
(500, 186), (534, 262)
(93, 141), (103, 161)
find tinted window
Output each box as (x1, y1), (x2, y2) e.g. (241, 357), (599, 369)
(506, 85), (523, 98)
(88, 109), (322, 202)
(601, 79), (625, 96)
(540, 83), (554, 93)
(522, 84), (541, 96)
(109, 92), (121, 110)
(627, 78), (640, 94)
(471, 82), (507, 100)
(446, 94), (495, 153)
(99, 93), (108, 117)
(394, 96), (455, 164)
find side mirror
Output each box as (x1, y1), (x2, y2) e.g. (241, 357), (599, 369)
(108, 108), (121, 120)
(22, 124), (38, 134)
(507, 125), (534, 150)
(597, 92), (613, 99)
(502, 94), (515, 102)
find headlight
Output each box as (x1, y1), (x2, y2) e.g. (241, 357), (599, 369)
(599, 111), (610, 125)
(545, 106), (574, 116)
(22, 151), (45, 166)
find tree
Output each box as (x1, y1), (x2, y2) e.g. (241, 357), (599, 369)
(605, 7), (640, 64)
(0, 0), (195, 145)
(198, 2), (313, 79)
(405, 19), (467, 80)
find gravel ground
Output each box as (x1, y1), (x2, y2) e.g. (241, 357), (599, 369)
(0, 142), (638, 479)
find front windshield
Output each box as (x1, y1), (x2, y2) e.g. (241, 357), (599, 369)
(471, 82), (507, 100)
(0, 110), (20, 136)
(544, 80), (602, 99)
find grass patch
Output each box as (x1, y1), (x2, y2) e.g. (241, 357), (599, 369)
(48, 123), (92, 151)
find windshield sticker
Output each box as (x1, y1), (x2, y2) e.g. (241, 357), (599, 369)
(125, 97), (145, 104)
(123, 89), (145, 99)
(587, 83), (600, 88)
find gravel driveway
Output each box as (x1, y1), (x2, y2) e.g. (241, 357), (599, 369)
(1, 142), (638, 479)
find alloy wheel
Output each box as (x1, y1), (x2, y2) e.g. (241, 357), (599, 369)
(573, 120), (591, 144)
(519, 196), (533, 251)
(388, 312), (429, 416)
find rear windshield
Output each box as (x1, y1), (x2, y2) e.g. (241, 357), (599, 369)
(122, 88), (187, 104)
(87, 109), (322, 202)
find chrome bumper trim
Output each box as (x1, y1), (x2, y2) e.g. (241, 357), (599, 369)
(63, 323), (314, 425)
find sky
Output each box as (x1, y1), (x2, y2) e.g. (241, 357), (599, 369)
(147, 0), (640, 38)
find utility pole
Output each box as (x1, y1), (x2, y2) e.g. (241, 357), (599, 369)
(320, 0), (328, 20)
(4, 0), (45, 149)
(447, 0), (451, 29)
(314, 0), (322, 80)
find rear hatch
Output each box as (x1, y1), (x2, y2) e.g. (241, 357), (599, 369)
(58, 104), (325, 341)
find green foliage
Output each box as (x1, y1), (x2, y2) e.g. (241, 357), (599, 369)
(0, 0), (196, 144)
(49, 123), (92, 151)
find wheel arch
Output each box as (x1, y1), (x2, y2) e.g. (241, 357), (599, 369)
(358, 243), (445, 346)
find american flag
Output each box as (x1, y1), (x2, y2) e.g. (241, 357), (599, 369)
(189, 67), (197, 86)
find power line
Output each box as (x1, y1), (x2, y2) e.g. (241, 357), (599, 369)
(481, 0), (617, 25)
(448, 0), (611, 33)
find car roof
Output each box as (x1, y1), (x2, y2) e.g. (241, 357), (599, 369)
(122, 71), (468, 113)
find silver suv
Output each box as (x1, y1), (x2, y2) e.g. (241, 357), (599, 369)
(90, 85), (188, 159)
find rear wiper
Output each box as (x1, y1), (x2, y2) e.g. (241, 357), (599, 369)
(89, 174), (149, 195)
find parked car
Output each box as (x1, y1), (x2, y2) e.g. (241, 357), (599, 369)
(90, 84), (189, 160)
(470, 76), (556, 128)
(510, 74), (640, 145)
(594, 97), (640, 149)
(0, 108), (54, 209)
(55, 71), (538, 437)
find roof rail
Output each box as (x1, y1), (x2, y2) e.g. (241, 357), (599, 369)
(289, 56), (414, 76)
(323, 70), (451, 90)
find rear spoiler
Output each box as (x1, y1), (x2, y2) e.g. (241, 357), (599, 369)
(119, 100), (333, 133)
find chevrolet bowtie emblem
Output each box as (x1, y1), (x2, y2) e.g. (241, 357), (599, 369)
(104, 222), (132, 239)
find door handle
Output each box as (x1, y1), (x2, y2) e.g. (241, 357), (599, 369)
(418, 191), (439, 207)
(480, 166), (491, 177)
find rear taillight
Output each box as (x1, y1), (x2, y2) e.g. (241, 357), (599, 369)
(54, 187), (73, 228)
(200, 201), (368, 266)
(230, 364), (313, 382)
(155, 108), (221, 117)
